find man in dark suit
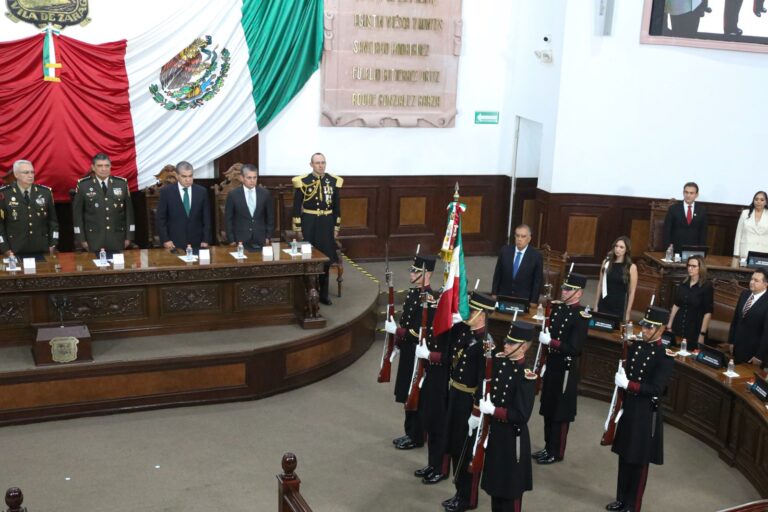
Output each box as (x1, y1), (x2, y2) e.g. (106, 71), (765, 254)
(155, 161), (211, 250)
(224, 163), (274, 250)
(662, 181), (708, 253)
(491, 224), (543, 304)
(728, 269), (768, 368)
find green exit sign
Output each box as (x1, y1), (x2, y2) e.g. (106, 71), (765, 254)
(474, 111), (499, 124)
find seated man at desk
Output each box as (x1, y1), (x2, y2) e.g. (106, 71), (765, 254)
(728, 268), (768, 368)
(0, 160), (59, 256)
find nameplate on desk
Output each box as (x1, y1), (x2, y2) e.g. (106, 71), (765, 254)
(661, 331), (676, 347)
(301, 243), (312, 255)
(262, 246), (274, 259)
(588, 311), (619, 332)
(747, 251), (768, 269)
(695, 348), (725, 369)
(749, 375), (768, 402)
(22, 257), (36, 270)
(112, 253), (125, 265)
(198, 249), (210, 262)
(496, 296), (530, 315)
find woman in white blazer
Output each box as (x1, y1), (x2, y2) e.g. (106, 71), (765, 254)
(733, 191), (768, 258)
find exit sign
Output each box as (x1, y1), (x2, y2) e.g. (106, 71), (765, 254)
(474, 111), (499, 124)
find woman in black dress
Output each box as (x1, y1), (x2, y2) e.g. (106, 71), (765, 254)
(665, 255), (713, 350)
(595, 236), (638, 323)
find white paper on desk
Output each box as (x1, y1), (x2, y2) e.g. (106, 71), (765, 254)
(282, 249), (300, 256)
(92, 259), (111, 267)
(676, 350), (691, 357)
(178, 255), (198, 262)
(112, 253), (125, 265)
(23, 266), (36, 274)
(262, 246), (274, 259)
(723, 370), (740, 378)
(22, 257), (36, 269)
(229, 252), (247, 260)
(300, 243), (312, 254)
(198, 249), (211, 261)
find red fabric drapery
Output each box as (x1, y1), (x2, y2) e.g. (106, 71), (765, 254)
(0, 34), (137, 202)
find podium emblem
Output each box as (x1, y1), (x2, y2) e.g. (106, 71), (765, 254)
(49, 336), (79, 363)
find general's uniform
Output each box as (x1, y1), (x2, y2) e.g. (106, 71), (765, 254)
(292, 172), (342, 301)
(0, 183), (58, 255)
(538, 301), (589, 461)
(72, 175), (134, 252)
(609, 305), (674, 512)
(480, 322), (537, 512)
(393, 285), (429, 448)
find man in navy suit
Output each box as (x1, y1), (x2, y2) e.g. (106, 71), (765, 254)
(155, 161), (211, 250)
(491, 224), (543, 304)
(662, 181), (708, 253)
(728, 269), (768, 368)
(225, 164), (274, 249)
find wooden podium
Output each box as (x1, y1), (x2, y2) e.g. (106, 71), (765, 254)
(32, 324), (93, 366)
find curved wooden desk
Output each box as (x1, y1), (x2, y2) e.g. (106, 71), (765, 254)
(489, 313), (768, 498)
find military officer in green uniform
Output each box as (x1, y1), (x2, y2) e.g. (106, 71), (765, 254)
(0, 160), (59, 256)
(292, 152), (342, 305)
(72, 153), (135, 253)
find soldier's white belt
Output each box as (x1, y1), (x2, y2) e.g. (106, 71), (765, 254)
(303, 209), (333, 216)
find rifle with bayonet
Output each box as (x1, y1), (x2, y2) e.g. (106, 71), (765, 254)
(600, 323), (629, 446)
(532, 245), (554, 395)
(404, 264), (428, 411)
(378, 243), (397, 383)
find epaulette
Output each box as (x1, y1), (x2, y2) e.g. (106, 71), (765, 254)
(111, 175), (127, 181)
(524, 369), (538, 380)
(328, 173), (343, 187)
(665, 348), (676, 358)
(77, 176), (91, 182)
(0, 184), (8, 191)
(37, 184), (52, 191)
(292, 175), (307, 189)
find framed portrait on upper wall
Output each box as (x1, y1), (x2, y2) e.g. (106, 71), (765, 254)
(641, 0), (768, 53)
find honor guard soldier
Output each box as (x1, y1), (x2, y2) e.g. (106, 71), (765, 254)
(534, 272), (590, 464)
(477, 321), (537, 512)
(0, 160), (59, 256)
(384, 253), (436, 450)
(440, 291), (496, 512)
(72, 153), (135, 253)
(292, 153), (342, 305)
(607, 305), (674, 512)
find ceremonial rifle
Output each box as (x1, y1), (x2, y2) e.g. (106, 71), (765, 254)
(468, 309), (502, 474)
(404, 264), (428, 411)
(533, 247), (557, 394)
(600, 323), (629, 446)
(377, 243), (396, 383)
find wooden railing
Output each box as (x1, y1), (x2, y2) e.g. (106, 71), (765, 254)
(4, 488), (25, 512)
(717, 501), (768, 512)
(277, 453), (313, 512)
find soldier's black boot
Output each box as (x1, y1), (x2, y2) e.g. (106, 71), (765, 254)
(605, 500), (626, 511)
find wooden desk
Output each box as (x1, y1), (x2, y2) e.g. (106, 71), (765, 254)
(0, 247), (328, 347)
(643, 251), (753, 308)
(488, 312), (768, 498)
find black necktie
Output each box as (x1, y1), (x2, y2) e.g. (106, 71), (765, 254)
(23, 190), (29, 205)
(102, 181), (108, 195)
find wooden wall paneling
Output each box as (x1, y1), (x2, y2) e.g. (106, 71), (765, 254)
(511, 178), (538, 243)
(389, 183), (441, 257)
(399, 196), (427, 226)
(565, 215), (598, 258)
(461, 196), (483, 234)
(630, 219), (650, 259)
(214, 135), (259, 175)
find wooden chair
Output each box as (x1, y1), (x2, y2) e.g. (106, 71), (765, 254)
(212, 163), (244, 245)
(648, 198), (676, 252)
(539, 244), (567, 304)
(143, 164), (178, 248)
(709, 278), (746, 345)
(629, 259), (662, 322)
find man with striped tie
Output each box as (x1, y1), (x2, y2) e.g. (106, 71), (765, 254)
(728, 268), (768, 368)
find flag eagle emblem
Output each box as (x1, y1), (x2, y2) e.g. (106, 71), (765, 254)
(149, 35), (230, 111)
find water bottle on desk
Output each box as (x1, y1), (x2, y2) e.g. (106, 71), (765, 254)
(665, 244), (674, 262)
(291, 238), (298, 254)
(680, 338), (688, 354)
(99, 248), (107, 264)
(7, 251), (18, 271)
(237, 242), (244, 259)
(186, 244), (194, 260)
(536, 303), (544, 322)
(626, 321), (634, 339)
(727, 358), (735, 375)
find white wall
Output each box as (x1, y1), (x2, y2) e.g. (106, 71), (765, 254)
(260, 0), (534, 177)
(550, 1), (766, 206)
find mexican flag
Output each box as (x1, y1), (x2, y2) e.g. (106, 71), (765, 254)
(432, 209), (469, 337)
(0, 0), (322, 201)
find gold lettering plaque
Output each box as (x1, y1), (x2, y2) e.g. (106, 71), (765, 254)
(49, 336), (79, 363)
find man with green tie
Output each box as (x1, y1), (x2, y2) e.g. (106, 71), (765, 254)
(155, 161), (212, 250)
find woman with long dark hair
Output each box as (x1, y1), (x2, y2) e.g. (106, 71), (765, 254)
(665, 255), (713, 350)
(733, 191), (768, 259)
(595, 236), (638, 323)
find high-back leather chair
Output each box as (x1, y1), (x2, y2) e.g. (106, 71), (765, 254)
(143, 165), (178, 248)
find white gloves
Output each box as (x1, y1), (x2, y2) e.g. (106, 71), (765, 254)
(539, 327), (551, 346)
(415, 342), (430, 360)
(467, 414), (481, 432)
(614, 367), (629, 389)
(479, 397), (496, 415)
(384, 316), (398, 335)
